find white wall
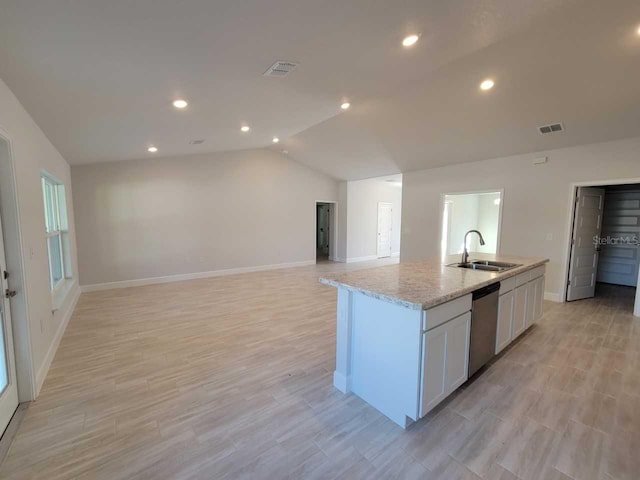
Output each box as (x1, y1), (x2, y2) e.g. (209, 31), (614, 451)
(336, 182), (349, 262)
(446, 194), (480, 255)
(401, 137), (640, 300)
(343, 177), (402, 261)
(444, 192), (500, 256)
(72, 150), (339, 287)
(0, 78), (80, 399)
(476, 193), (501, 254)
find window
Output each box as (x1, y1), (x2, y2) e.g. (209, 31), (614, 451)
(42, 175), (71, 291)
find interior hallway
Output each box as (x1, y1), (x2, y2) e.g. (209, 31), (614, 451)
(1, 259), (638, 480)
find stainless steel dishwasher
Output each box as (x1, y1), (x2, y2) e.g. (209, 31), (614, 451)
(468, 282), (500, 377)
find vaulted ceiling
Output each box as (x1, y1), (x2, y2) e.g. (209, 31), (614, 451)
(1, 0), (639, 179)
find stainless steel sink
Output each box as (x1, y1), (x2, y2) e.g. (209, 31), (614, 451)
(470, 260), (521, 269)
(447, 260), (522, 272)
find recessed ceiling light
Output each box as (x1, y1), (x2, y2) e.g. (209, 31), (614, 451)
(637, 25), (640, 35)
(147, 146), (158, 153)
(172, 99), (188, 109)
(340, 102), (351, 110)
(241, 125), (250, 132)
(272, 137), (280, 143)
(480, 79), (495, 91)
(402, 34), (420, 47)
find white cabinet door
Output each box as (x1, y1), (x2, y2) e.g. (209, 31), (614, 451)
(420, 323), (447, 415)
(525, 280), (536, 329)
(533, 276), (545, 323)
(420, 312), (471, 417)
(445, 312), (471, 392)
(513, 283), (527, 338)
(496, 290), (514, 354)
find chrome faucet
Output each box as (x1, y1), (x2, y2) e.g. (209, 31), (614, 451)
(461, 230), (486, 264)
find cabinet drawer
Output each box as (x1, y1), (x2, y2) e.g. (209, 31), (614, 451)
(515, 271), (530, 286)
(499, 276), (516, 295)
(423, 294), (472, 332)
(529, 265), (545, 280)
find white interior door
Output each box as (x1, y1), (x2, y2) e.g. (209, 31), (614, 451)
(567, 187), (605, 301)
(377, 202), (392, 258)
(0, 211), (18, 435)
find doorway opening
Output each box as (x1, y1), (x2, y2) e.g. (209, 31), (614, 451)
(564, 182), (640, 316)
(316, 202), (336, 263)
(440, 190), (503, 260)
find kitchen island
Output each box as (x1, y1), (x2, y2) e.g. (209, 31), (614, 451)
(320, 253), (548, 428)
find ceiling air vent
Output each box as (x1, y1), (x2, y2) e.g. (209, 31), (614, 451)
(263, 61), (299, 77)
(538, 122), (564, 135)
(189, 139), (205, 145)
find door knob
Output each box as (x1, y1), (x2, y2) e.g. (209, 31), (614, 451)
(5, 289), (17, 298)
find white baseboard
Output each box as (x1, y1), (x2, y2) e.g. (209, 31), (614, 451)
(544, 291), (563, 302)
(333, 371), (351, 393)
(81, 260), (317, 293)
(36, 283), (81, 395)
(346, 255), (379, 263)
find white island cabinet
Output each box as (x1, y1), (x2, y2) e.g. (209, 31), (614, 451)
(420, 299), (471, 417)
(496, 265), (546, 354)
(321, 254), (548, 429)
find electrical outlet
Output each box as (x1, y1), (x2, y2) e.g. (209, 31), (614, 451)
(546, 233), (553, 241)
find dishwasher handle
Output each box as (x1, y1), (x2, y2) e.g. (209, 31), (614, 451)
(472, 282), (501, 300)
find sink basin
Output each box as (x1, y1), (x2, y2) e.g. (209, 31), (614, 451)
(447, 260), (522, 272)
(470, 260), (521, 269)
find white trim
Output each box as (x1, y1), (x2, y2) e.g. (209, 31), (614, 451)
(345, 255), (379, 264)
(392, 251), (400, 258)
(634, 264), (640, 317)
(544, 292), (562, 302)
(333, 371), (351, 393)
(35, 283), (80, 394)
(561, 177), (640, 306)
(81, 260), (317, 293)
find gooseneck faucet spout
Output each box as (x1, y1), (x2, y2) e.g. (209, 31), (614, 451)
(462, 230), (486, 264)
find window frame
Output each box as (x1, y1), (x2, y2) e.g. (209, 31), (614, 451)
(41, 173), (71, 293)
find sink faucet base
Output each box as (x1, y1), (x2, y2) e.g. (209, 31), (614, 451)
(462, 230), (486, 265)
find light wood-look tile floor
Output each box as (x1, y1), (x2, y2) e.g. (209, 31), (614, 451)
(1, 263), (639, 480)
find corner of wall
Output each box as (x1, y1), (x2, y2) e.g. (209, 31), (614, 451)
(543, 291), (563, 302)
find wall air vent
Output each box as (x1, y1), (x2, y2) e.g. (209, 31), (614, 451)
(538, 122), (564, 135)
(263, 61), (299, 77)
(189, 139), (205, 145)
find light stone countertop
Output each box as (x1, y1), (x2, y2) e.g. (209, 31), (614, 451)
(320, 253), (549, 310)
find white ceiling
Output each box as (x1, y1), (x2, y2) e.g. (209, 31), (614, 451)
(1, 0), (639, 179)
